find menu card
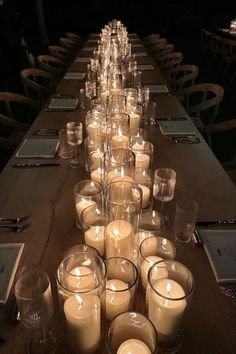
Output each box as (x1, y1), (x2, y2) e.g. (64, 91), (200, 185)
(159, 120), (196, 136)
(0, 243), (24, 304)
(146, 84), (169, 93)
(75, 57), (90, 63)
(48, 98), (79, 110)
(198, 229), (236, 283)
(16, 139), (59, 158)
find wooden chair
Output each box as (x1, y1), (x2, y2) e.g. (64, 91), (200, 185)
(20, 68), (55, 101)
(48, 45), (73, 63)
(219, 38), (236, 79)
(59, 37), (80, 55)
(0, 91), (40, 124)
(181, 83), (224, 144)
(65, 32), (84, 45)
(201, 118), (236, 183)
(37, 55), (67, 78)
(155, 52), (183, 74)
(148, 38), (167, 55)
(167, 64), (199, 94)
(154, 43), (175, 58)
(200, 28), (214, 61)
(142, 33), (161, 46)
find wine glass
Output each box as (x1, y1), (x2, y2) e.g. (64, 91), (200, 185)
(66, 121), (83, 168)
(14, 266), (57, 354)
(153, 168), (176, 228)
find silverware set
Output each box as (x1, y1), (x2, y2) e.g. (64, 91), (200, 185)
(0, 215), (31, 232)
(13, 162), (60, 168)
(33, 128), (59, 136)
(168, 135), (200, 144)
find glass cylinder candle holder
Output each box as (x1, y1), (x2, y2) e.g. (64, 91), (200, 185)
(126, 104), (142, 137)
(74, 180), (103, 229)
(81, 204), (105, 257)
(103, 148), (135, 186)
(134, 168), (153, 212)
(139, 210), (166, 235)
(139, 236), (176, 290)
(56, 252), (106, 354)
(106, 312), (158, 354)
(84, 136), (105, 172)
(131, 140), (154, 172)
(85, 110), (104, 144)
(107, 95), (126, 115)
(103, 257), (138, 321)
(107, 113), (130, 150)
(147, 260), (195, 352)
(104, 180), (142, 262)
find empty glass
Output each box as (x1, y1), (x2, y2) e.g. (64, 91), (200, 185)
(66, 121), (83, 168)
(174, 197), (199, 243)
(58, 128), (73, 159)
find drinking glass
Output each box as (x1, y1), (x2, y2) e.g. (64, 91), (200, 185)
(66, 121), (83, 168)
(14, 266), (57, 354)
(153, 168), (176, 228)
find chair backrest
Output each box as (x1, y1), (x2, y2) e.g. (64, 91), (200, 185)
(156, 52), (183, 73)
(59, 37), (79, 54)
(181, 83), (224, 125)
(142, 33), (161, 46)
(0, 91), (40, 124)
(65, 32), (84, 45)
(37, 55), (67, 77)
(20, 68), (55, 101)
(167, 64), (199, 93)
(48, 45), (73, 62)
(148, 38), (167, 55)
(155, 43), (175, 58)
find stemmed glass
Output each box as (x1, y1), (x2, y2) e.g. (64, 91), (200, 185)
(153, 168), (176, 228)
(14, 266), (57, 354)
(66, 121), (83, 168)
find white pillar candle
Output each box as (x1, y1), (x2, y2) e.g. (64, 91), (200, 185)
(76, 199), (97, 220)
(117, 339), (152, 354)
(111, 135), (129, 149)
(135, 153), (150, 170)
(132, 142), (144, 152)
(64, 295), (101, 353)
(91, 168), (103, 185)
(109, 176), (134, 203)
(141, 256), (166, 289)
(87, 122), (101, 143)
(139, 184), (150, 208)
(66, 266), (97, 292)
(129, 113), (141, 136)
(148, 279), (186, 343)
(105, 279), (131, 320)
(84, 226), (105, 256)
(105, 220), (134, 258)
(91, 150), (104, 164)
(110, 88), (122, 96)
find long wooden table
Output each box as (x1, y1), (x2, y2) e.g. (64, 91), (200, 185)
(0, 32), (236, 354)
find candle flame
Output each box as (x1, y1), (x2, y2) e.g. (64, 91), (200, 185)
(120, 166), (125, 178)
(113, 228), (121, 238)
(75, 295), (84, 309)
(118, 126), (123, 138)
(166, 282), (172, 295)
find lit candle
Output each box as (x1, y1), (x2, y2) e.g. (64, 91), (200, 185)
(64, 295), (101, 353)
(76, 199), (97, 220)
(105, 220), (134, 258)
(135, 153), (150, 170)
(105, 279), (131, 320)
(87, 122), (102, 143)
(111, 134), (129, 149)
(141, 255), (166, 289)
(66, 266), (97, 292)
(129, 112), (141, 136)
(148, 279), (186, 342)
(91, 168), (103, 185)
(110, 176), (134, 203)
(84, 226), (105, 256)
(132, 142), (144, 152)
(117, 339), (152, 354)
(91, 150), (104, 164)
(139, 184), (150, 208)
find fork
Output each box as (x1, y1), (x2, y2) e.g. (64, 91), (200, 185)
(0, 222), (31, 232)
(0, 215), (30, 224)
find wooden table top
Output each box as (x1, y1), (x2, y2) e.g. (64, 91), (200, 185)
(0, 33), (236, 354)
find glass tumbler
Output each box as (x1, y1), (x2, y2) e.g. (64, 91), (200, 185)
(106, 312), (158, 354)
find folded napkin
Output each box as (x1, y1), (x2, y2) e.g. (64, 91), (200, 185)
(135, 52), (147, 57)
(75, 57), (90, 63)
(48, 98), (79, 110)
(146, 84), (169, 93)
(159, 120), (196, 136)
(16, 138), (59, 158)
(64, 72), (85, 80)
(138, 64), (155, 70)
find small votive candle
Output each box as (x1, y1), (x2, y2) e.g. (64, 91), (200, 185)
(84, 226), (105, 256)
(117, 339), (152, 354)
(105, 279), (131, 320)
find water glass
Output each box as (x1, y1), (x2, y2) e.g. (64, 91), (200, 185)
(174, 197), (199, 243)
(58, 128), (73, 159)
(66, 121), (83, 168)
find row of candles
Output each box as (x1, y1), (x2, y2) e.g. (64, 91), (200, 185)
(57, 19), (195, 354)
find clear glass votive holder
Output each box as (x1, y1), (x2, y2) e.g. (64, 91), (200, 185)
(56, 252), (106, 354)
(135, 168), (153, 212)
(147, 260), (195, 352)
(107, 95), (126, 114)
(126, 104), (142, 137)
(64, 243), (100, 258)
(74, 180), (103, 229)
(84, 136), (105, 172)
(102, 257), (138, 321)
(104, 180), (142, 262)
(131, 140), (154, 171)
(81, 204), (105, 257)
(59, 128), (73, 159)
(138, 210), (166, 235)
(85, 110), (104, 143)
(107, 113), (130, 150)
(144, 101), (157, 126)
(106, 312), (158, 354)
(103, 148), (135, 186)
(139, 236), (176, 290)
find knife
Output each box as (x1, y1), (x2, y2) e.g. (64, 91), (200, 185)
(196, 219), (236, 226)
(13, 162), (60, 168)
